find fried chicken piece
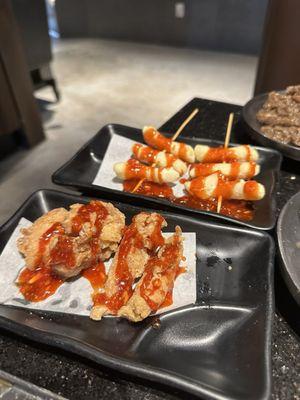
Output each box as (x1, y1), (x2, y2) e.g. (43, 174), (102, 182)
(66, 201), (125, 261)
(90, 212), (167, 320)
(118, 226), (183, 322)
(17, 208), (69, 270)
(17, 201), (125, 279)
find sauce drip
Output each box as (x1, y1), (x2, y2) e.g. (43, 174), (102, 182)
(49, 235), (75, 269)
(123, 178), (253, 221)
(123, 177), (253, 221)
(202, 146), (233, 163)
(93, 215), (165, 313)
(18, 201), (109, 302)
(140, 235), (182, 311)
(123, 179), (174, 199)
(71, 201), (108, 236)
(174, 196), (253, 221)
(34, 222), (65, 267)
(82, 261), (107, 291)
(213, 174), (236, 199)
(17, 265), (64, 302)
(159, 291), (173, 309)
(132, 143), (158, 164)
(158, 266), (186, 309)
(143, 128), (190, 162)
(143, 127), (172, 152)
(71, 201), (108, 260)
(93, 225), (142, 313)
(193, 162), (257, 180)
(229, 162), (241, 179)
(164, 153), (177, 167)
(179, 178), (188, 184)
(124, 158), (164, 183)
(244, 181), (260, 200)
(149, 215), (165, 248)
(177, 142), (189, 161)
(189, 174), (208, 199)
(132, 144), (178, 168)
(17, 224), (70, 302)
(248, 162), (257, 179)
(192, 163), (215, 177)
(245, 145), (251, 161)
(17, 221), (71, 301)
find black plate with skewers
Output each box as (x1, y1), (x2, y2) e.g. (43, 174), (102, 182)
(52, 122), (281, 230)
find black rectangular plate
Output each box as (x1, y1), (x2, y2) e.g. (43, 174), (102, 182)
(0, 189), (274, 400)
(52, 124), (281, 230)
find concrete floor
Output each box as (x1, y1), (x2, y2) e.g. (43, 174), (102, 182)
(0, 38), (258, 224)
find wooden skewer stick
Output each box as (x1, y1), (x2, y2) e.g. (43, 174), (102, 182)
(131, 108), (199, 193)
(217, 112), (234, 213)
(171, 108), (199, 141)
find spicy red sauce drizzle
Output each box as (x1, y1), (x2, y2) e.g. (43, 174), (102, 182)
(124, 158), (165, 183)
(124, 177), (253, 221)
(93, 225), (142, 313)
(174, 196), (253, 221)
(151, 130), (172, 151)
(17, 264), (63, 302)
(248, 161), (256, 178)
(229, 162), (240, 179)
(82, 261), (107, 291)
(139, 236), (182, 311)
(71, 201), (108, 260)
(158, 265), (186, 309)
(18, 201), (109, 302)
(71, 201), (108, 236)
(17, 222), (67, 302)
(124, 178), (253, 221)
(93, 214), (166, 314)
(123, 179), (174, 199)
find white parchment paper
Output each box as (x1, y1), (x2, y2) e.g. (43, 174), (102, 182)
(92, 134), (187, 197)
(0, 217), (196, 317)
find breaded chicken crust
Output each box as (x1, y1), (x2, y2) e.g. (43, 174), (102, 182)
(17, 201), (125, 279)
(90, 212), (166, 320)
(118, 226), (183, 322)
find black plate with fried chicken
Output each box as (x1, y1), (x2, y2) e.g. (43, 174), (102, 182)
(0, 189), (274, 400)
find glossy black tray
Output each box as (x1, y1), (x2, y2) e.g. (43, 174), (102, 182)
(243, 92), (300, 161)
(0, 189), (274, 400)
(277, 191), (300, 306)
(52, 124), (281, 230)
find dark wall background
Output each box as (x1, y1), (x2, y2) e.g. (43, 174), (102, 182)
(11, 0), (52, 70)
(56, 0), (268, 55)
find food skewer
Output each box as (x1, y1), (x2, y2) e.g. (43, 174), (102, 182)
(114, 159), (180, 183)
(194, 144), (258, 163)
(143, 126), (195, 163)
(217, 113), (234, 213)
(171, 108), (199, 141)
(132, 144), (187, 175)
(190, 161), (260, 180)
(132, 108), (199, 193)
(185, 172), (265, 201)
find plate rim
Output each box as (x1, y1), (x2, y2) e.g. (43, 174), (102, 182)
(277, 190), (300, 305)
(52, 123), (282, 231)
(0, 188), (275, 400)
